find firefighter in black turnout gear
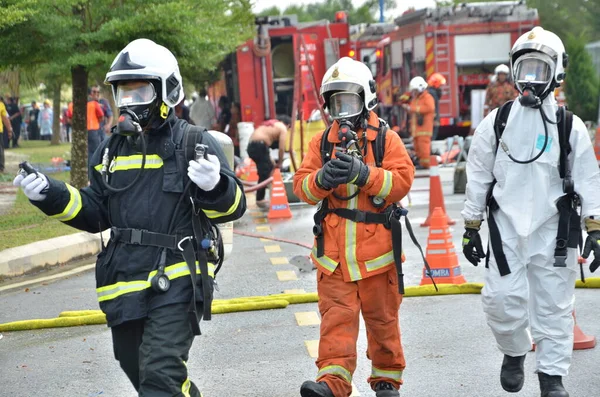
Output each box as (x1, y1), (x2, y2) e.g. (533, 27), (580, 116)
(13, 39), (246, 396)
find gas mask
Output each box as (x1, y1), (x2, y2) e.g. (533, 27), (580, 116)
(513, 53), (555, 108)
(328, 92), (365, 131)
(115, 80), (161, 135)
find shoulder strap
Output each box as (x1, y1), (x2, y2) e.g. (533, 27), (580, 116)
(373, 118), (388, 167)
(320, 126), (333, 165)
(493, 100), (514, 155)
(557, 106), (574, 179)
(181, 122), (207, 163)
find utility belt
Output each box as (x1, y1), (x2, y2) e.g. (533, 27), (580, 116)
(313, 199), (436, 294)
(111, 226), (220, 336)
(485, 190), (582, 275)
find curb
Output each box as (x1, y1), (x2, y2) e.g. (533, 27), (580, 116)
(0, 230), (110, 278)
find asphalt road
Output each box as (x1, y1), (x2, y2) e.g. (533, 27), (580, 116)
(1, 167), (599, 397)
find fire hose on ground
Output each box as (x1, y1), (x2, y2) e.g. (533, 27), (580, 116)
(240, 177), (274, 193)
(2, 279), (600, 331)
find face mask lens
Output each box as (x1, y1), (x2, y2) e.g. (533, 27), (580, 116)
(514, 56), (553, 96)
(116, 81), (156, 107)
(329, 92), (364, 119)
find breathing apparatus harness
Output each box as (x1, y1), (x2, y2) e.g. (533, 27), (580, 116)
(486, 98), (582, 279)
(313, 117), (437, 293)
(103, 109), (223, 335)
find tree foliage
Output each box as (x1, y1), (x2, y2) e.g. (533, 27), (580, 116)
(564, 35), (599, 122)
(0, 0), (254, 188)
(258, 0), (397, 24)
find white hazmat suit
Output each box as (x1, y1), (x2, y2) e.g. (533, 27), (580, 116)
(462, 92), (600, 376)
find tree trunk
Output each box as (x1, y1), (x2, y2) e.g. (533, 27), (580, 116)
(70, 65), (89, 189)
(51, 83), (61, 146)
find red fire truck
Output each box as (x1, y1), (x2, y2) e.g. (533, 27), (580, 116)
(212, 13), (351, 127)
(374, 1), (539, 138)
(349, 23), (396, 73)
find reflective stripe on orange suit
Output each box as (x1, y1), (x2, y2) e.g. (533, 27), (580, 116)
(409, 90), (435, 168)
(293, 111), (414, 396)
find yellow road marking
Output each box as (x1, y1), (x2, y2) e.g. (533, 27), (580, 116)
(253, 217), (268, 224)
(264, 245), (281, 253)
(260, 238), (271, 243)
(276, 270), (297, 281)
(295, 312), (321, 326)
(256, 226), (271, 232)
(270, 257), (289, 265)
(305, 340), (319, 358)
(284, 289), (306, 294)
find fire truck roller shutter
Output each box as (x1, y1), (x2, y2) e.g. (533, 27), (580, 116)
(272, 42), (295, 79)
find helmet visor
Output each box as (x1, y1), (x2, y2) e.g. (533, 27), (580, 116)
(514, 56), (552, 86)
(116, 81), (156, 107)
(328, 92), (364, 119)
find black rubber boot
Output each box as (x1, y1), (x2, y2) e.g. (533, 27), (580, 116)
(538, 373), (569, 397)
(300, 381), (334, 397)
(500, 354), (526, 392)
(375, 381), (400, 397)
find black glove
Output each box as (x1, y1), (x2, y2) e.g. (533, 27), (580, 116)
(462, 228), (485, 266)
(316, 161), (345, 190)
(582, 231), (600, 273)
(329, 152), (370, 187)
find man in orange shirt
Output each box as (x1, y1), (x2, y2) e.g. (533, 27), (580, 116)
(66, 92), (105, 162)
(294, 57), (414, 397)
(403, 76), (435, 169)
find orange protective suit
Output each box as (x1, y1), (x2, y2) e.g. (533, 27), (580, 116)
(293, 112), (415, 397)
(409, 90), (435, 169)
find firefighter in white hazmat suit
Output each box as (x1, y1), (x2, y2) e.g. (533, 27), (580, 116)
(462, 27), (600, 397)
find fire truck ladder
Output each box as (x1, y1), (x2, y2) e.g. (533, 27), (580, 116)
(433, 27), (453, 119)
(288, 34), (328, 171)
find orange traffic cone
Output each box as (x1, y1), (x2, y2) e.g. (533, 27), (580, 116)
(239, 158), (259, 182)
(267, 169), (292, 220)
(420, 207), (466, 285)
(573, 311), (596, 350)
(421, 155), (455, 227)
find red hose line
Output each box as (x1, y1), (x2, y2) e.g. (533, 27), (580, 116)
(233, 230), (312, 250)
(243, 177), (274, 193)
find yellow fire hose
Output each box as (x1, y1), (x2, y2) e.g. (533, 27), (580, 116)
(2, 279), (599, 332)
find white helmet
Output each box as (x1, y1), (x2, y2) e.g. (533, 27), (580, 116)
(509, 26), (568, 100)
(320, 57), (377, 119)
(409, 76), (428, 93)
(494, 64), (510, 75)
(105, 38), (184, 108)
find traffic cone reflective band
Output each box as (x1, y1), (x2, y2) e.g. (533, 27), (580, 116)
(573, 311), (596, 350)
(420, 207), (466, 286)
(267, 169), (292, 220)
(421, 155), (455, 227)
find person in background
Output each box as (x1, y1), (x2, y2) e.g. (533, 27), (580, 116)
(213, 95), (231, 132)
(64, 102), (73, 143)
(6, 97), (21, 148)
(484, 64), (518, 116)
(227, 102), (241, 157)
(38, 99), (53, 141)
(403, 76), (435, 169)
(91, 85), (113, 141)
(0, 98), (13, 173)
(27, 101), (40, 140)
(426, 73), (447, 141)
(246, 116), (289, 208)
(189, 88), (216, 129)
(175, 95), (193, 124)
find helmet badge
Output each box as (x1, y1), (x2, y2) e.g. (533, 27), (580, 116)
(332, 67), (339, 78)
(528, 31), (536, 40)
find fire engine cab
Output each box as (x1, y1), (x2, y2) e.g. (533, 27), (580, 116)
(373, 0), (539, 138)
(213, 13), (351, 127)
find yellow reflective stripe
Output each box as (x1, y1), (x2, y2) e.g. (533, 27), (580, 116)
(203, 184), (242, 219)
(415, 131), (432, 137)
(94, 164), (102, 172)
(182, 361), (191, 397)
(50, 184), (82, 222)
(96, 261), (215, 302)
(365, 250), (394, 272)
(376, 169), (393, 198)
(344, 184), (361, 281)
(317, 365), (352, 384)
(111, 154), (164, 172)
(302, 174), (320, 203)
(311, 247), (338, 272)
(371, 366), (403, 382)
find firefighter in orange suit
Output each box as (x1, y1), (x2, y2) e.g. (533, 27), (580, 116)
(293, 57), (415, 397)
(403, 76), (435, 169)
